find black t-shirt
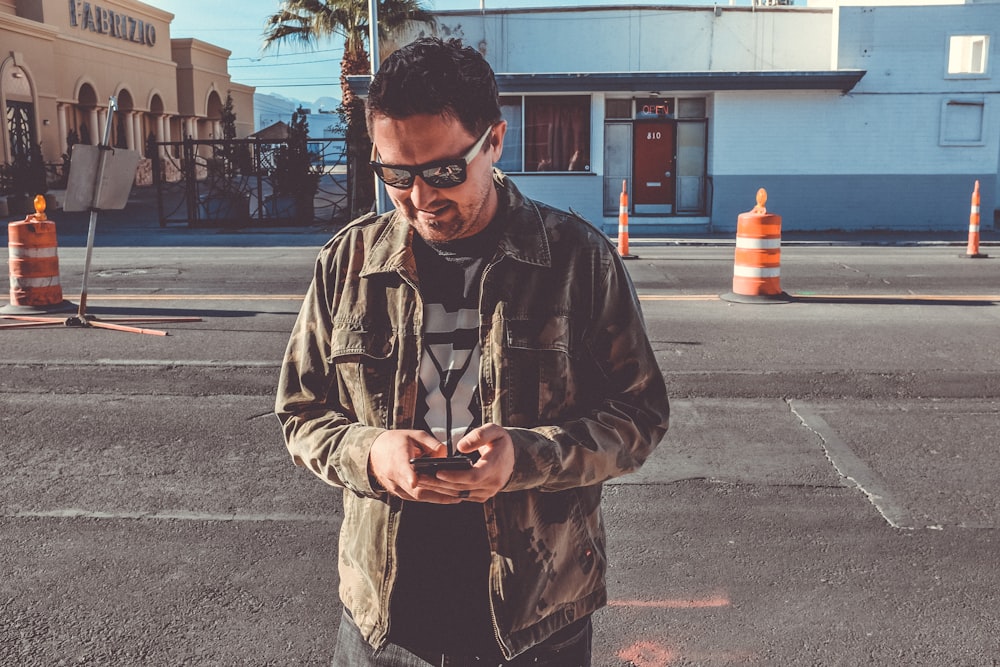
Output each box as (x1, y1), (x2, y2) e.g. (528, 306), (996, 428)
(388, 212), (506, 657)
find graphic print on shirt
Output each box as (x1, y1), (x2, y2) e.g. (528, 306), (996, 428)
(416, 303), (482, 452)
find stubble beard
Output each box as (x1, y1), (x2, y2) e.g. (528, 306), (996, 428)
(399, 178), (496, 243)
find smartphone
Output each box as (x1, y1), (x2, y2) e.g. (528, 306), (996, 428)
(410, 456), (474, 473)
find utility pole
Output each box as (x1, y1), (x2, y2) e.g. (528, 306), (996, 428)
(369, 0), (387, 214)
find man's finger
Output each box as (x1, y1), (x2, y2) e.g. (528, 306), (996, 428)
(456, 423), (507, 453)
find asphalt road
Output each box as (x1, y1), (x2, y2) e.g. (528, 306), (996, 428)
(1, 222), (998, 665)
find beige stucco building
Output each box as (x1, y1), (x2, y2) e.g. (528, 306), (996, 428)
(1, 0), (254, 168)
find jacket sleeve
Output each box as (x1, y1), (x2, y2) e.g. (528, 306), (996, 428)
(274, 245), (386, 498)
(502, 242), (670, 492)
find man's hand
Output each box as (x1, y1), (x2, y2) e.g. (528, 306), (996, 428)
(369, 424), (515, 504)
(368, 429), (448, 502)
(419, 423), (516, 503)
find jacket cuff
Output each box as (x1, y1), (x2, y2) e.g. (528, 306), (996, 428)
(502, 427), (555, 491)
(337, 425), (388, 497)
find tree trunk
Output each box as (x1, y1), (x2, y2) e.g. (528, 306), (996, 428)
(341, 47), (375, 218)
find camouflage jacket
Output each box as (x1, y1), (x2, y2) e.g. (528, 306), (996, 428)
(274, 172), (669, 659)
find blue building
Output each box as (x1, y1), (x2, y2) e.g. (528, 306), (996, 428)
(355, 1), (998, 234)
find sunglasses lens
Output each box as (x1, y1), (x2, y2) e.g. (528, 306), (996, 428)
(373, 165), (415, 188)
(422, 162), (466, 188)
(371, 160), (469, 189)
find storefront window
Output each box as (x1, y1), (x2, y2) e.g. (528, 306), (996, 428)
(497, 95), (590, 172)
(677, 97), (707, 119)
(605, 98), (632, 120)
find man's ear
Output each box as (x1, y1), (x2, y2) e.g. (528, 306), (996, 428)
(488, 120), (507, 163)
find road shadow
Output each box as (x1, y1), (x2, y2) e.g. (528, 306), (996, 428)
(2, 305), (261, 321)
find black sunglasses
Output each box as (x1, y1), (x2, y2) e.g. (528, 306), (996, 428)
(370, 125), (493, 189)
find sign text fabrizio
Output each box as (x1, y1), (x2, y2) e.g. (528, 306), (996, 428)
(68, 0), (157, 47)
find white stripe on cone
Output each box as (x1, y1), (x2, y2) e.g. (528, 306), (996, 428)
(734, 266), (781, 279)
(735, 237), (781, 250)
(8, 246), (58, 259)
(9, 276), (61, 288)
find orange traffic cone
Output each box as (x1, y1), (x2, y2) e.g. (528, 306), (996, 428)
(2, 195), (75, 315)
(618, 180), (637, 260)
(721, 188), (792, 304)
(960, 180), (988, 259)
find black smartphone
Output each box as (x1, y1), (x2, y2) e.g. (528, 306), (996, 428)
(410, 456), (474, 473)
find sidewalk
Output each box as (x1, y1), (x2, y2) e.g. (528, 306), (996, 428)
(6, 184), (999, 248)
(632, 229), (1000, 247)
(4, 186), (341, 248)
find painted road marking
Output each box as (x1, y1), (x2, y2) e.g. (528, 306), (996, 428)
(10, 509), (337, 523)
(53, 293), (1000, 303)
(75, 294), (306, 300)
(619, 642), (755, 667)
(789, 400), (915, 530)
(0, 358), (277, 367)
(792, 294), (1000, 302)
(608, 596), (730, 609)
(618, 641), (676, 666)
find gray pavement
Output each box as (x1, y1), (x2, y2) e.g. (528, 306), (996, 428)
(2, 189), (999, 665)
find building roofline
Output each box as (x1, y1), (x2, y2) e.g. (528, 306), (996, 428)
(430, 4), (832, 16)
(348, 70), (867, 97)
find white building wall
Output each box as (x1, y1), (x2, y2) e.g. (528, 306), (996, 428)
(692, 3), (999, 231)
(714, 91), (994, 176)
(839, 4), (999, 94)
(409, 3), (999, 233)
(432, 7), (834, 74)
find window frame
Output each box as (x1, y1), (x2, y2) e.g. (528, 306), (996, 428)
(939, 97), (987, 147)
(497, 94), (593, 174)
(945, 33), (992, 79)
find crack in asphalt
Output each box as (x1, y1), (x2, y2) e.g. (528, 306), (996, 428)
(787, 399), (917, 531)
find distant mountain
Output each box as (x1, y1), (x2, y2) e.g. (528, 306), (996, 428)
(254, 93), (301, 129)
(254, 93), (343, 136)
(314, 97), (341, 113)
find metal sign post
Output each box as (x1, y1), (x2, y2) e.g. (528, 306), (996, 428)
(73, 96), (124, 321)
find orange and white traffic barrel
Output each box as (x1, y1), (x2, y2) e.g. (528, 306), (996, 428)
(721, 188), (791, 304)
(2, 195), (74, 315)
(960, 180), (988, 259)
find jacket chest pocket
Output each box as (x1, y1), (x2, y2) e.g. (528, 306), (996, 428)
(500, 315), (575, 424)
(329, 328), (397, 428)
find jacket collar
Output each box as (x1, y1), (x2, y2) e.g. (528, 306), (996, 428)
(361, 170), (551, 279)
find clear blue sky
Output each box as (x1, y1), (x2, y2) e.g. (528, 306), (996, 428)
(154, 0), (712, 105)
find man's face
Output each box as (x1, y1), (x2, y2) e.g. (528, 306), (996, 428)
(370, 113), (506, 243)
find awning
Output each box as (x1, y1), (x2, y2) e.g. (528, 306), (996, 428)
(347, 69), (866, 97)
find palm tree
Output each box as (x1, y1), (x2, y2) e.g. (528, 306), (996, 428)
(262, 0), (435, 216)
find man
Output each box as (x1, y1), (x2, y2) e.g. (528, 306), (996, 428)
(275, 37), (669, 666)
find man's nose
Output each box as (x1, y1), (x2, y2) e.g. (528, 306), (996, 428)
(408, 176), (440, 207)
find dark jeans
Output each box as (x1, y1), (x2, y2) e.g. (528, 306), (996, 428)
(332, 610), (592, 667)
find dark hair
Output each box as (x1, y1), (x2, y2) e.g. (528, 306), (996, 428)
(366, 37), (501, 138)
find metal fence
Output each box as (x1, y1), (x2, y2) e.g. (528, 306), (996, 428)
(152, 137), (348, 228)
